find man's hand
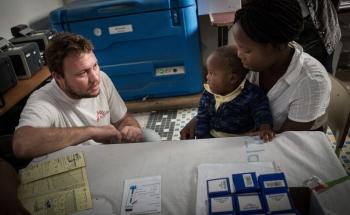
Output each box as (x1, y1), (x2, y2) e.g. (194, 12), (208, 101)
(120, 126), (144, 143)
(259, 124), (275, 142)
(92, 125), (123, 144)
(180, 117), (197, 140)
(113, 114), (144, 143)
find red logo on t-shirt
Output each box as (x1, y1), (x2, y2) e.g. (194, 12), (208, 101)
(96, 110), (110, 122)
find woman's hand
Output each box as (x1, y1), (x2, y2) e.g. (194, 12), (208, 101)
(180, 117), (197, 139)
(259, 124), (275, 142)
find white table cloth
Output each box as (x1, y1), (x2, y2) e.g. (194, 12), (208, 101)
(32, 131), (349, 215)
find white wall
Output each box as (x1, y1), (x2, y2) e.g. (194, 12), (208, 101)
(198, 15), (236, 66)
(0, 0), (63, 39)
(198, 15), (218, 65)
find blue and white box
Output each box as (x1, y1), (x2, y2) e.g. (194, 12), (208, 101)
(207, 178), (231, 197)
(262, 191), (296, 214)
(234, 193), (265, 214)
(232, 172), (259, 193)
(209, 195), (236, 215)
(258, 173), (288, 192)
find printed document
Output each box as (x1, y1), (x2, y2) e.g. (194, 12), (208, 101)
(18, 152), (92, 215)
(120, 176), (161, 215)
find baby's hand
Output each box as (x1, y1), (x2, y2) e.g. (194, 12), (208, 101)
(259, 124), (275, 142)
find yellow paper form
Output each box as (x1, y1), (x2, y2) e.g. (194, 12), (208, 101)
(19, 152), (86, 184)
(18, 152), (93, 215)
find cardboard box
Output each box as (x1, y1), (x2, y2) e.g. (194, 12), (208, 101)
(289, 187), (326, 215)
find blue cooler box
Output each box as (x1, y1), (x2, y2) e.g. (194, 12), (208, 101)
(50, 0), (203, 100)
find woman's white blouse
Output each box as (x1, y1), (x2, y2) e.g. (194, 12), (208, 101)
(246, 42), (331, 131)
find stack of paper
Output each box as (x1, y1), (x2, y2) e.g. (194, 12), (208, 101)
(18, 152), (93, 215)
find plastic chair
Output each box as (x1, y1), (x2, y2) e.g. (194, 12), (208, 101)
(327, 74), (350, 155)
(332, 41), (343, 76)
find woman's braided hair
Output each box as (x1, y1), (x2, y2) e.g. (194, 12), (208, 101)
(234, 0), (304, 45)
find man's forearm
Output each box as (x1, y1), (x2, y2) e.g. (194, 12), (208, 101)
(13, 126), (95, 158)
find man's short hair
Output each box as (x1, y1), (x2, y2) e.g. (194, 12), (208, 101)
(45, 32), (94, 77)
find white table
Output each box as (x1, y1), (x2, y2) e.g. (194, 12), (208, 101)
(32, 131), (349, 215)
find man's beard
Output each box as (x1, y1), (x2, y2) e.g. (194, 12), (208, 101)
(64, 82), (100, 99)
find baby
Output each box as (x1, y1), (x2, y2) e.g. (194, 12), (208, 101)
(196, 45), (274, 141)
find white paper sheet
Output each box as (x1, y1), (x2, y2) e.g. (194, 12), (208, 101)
(120, 176), (161, 215)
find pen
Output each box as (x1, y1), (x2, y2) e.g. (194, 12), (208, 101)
(129, 185), (136, 203)
(125, 185), (137, 211)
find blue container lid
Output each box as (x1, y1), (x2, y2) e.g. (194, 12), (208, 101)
(51, 0), (196, 24)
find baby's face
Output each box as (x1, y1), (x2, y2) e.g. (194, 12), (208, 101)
(206, 53), (237, 95)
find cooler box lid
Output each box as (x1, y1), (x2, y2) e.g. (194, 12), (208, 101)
(51, 0), (196, 24)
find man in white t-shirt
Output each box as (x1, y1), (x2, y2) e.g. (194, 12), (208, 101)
(13, 32), (156, 158)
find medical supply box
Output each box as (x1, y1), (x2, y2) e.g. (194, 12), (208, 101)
(50, 0), (203, 100)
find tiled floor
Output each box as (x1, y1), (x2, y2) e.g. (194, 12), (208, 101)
(132, 108), (197, 141)
(132, 109), (350, 174)
(337, 135), (350, 174)
(326, 128), (350, 174)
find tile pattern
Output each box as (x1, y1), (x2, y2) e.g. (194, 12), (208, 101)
(144, 108), (197, 141)
(145, 110), (178, 141)
(172, 108), (198, 140)
(326, 128), (350, 174)
(134, 109), (350, 174)
(338, 138), (350, 174)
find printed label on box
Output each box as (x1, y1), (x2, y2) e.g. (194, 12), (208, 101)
(108, 24), (133, 34)
(264, 180), (286, 188)
(243, 174), (254, 187)
(238, 195), (262, 211)
(266, 193), (292, 212)
(211, 196), (233, 213)
(208, 178), (229, 194)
